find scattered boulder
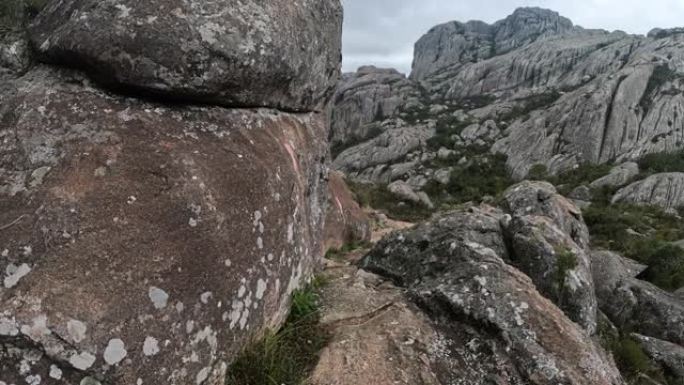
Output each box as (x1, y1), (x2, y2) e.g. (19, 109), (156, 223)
(589, 162), (639, 189)
(324, 172), (372, 251)
(568, 185), (593, 208)
(387, 180), (434, 209)
(591, 250), (684, 346)
(361, 206), (624, 385)
(612, 173), (684, 211)
(29, 0), (343, 111)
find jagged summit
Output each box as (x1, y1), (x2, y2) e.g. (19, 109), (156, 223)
(411, 7), (579, 80)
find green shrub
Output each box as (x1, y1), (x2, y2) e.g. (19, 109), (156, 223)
(500, 91), (562, 122)
(638, 150), (684, 174)
(611, 336), (668, 383)
(227, 279), (329, 385)
(554, 246), (578, 306)
(445, 153), (514, 203)
(426, 118), (473, 150)
(640, 65), (683, 112)
(527, 164), (549, 180)
(584, 201), (684, 291)
(551, 163), (613, 195)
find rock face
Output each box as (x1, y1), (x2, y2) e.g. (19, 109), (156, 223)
(329, 66), (424, 150)
(29, 0), (343, 112)
(0, 0), (342, 383)
(631, 334), (684, 379)
(361, 205), (624, 385)
(612, 173), (684, 210)
(330, 7), (684, 180)
(591, 250), (684, 346)
(324, 171), (372, 251)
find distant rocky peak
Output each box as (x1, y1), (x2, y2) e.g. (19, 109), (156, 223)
(492, 7), (575, 52)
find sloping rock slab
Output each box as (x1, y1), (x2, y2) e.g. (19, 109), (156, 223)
(29, 0), (343, 111)
(362, 206), (624, 385)
(0, 67), (328, 385)
(612, 173), (684, 210)
(324, 171), (372, 251)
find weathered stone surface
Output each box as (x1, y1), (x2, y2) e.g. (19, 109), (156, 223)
(612, 173), (684, 210)
(324, 171), (372, 251)
(329, 66), (424, 150)
(29, 0), (343, 112)
(332, 123), (435, 183)
(0, 31), (31, 75)
(631, 334), (684, 379)
(361, 205), (624, 385)
(502, 181), (590, 249)
(0, 67), (328, 384)
(589, 162), (640, 189)
(502, 182), (596, 332)
(591, 250), (684, 346)
(387, 180), (434, 209)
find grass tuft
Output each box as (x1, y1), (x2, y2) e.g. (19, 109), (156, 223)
(226, 278), (329, 385)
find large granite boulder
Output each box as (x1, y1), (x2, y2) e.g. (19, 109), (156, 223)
(612, 173), (684, 210)
(589, 162), (639, 189)
(28, 0), (343, 112)
(361, 206), (624, 385)
(631, 334), (684, 379)
(592, 250), (684, 346)
(0, 66), (330, 385)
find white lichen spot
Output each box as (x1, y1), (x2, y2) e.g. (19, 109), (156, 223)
(224, 259), (232, 267)
(80, 377), (101, 385)
(196, 367), (211, 384)
(104, 338), (127, 365)
(287, 223), (294, 243)
(256, 237), (263, 249)
(25, 374), (41, 385)
(200, 292), (212, 304)
(256, 279), (267, 300)
(237, 285), (246, 298)
(186, 320), (195, 334)
(176, 302), (185, 313)
(189, 218), (198, 228)
(143, 336), (160, 356)
(474, 276), (487, 286)
(69, 351), (96, 370)
(114, 4), (132, 18)
(67, 319), (87, 343)
(49, 365), (62, 380)
(148, 286), (169, 309)
(20, 314), (50, 339)
(4, 263), (31, 288)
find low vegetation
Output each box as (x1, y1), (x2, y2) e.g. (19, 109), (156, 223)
(551, 163), (613, 195)
(443, 152), (514, 203)
(500, 91), (562, 123)
(227, 277), (329, 385)
(584, 201), (684, 291)
(611, 335), (669, 384)
(553, 246), (578, 306)
(638, 149), (684, 175)
(640, 64), (684, 112)
(324, 241), (371, 261)
(348, 181), (433, 222)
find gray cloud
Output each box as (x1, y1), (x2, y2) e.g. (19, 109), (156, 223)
(341, 0), (684, 74)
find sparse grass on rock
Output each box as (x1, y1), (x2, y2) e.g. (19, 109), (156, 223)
(226, 278), (329, 385)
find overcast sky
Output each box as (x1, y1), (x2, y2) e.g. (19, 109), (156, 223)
(341, 0), (684, 74)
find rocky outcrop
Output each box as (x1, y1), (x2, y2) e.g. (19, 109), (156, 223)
(631, 334), (684, 379)
(362, 205), (624, 385)
(502, 182), (596, 332)
(387, 180), (434, 209)
(590, 162), (640, 189)
(591, 250), (684, 346)
(329, 66), (424, 150)
(612, 173), (684, 210)
(332, 123), (435, 183)
(29, 0), (343, 111)
(324, 171), (372, 251)
(0, 0), (342, 383)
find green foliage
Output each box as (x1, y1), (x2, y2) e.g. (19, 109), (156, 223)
(640, 65), (683, 112)
(527, 164), (549, 180)
(553, 246), (578, 306)
(444, 152), (514, 204)
(227, 279), (329, 385)
(551, 163), (613, 195)
(638, 149), (684, 175)
(500, 91), (562, 122)
(426, 118), (473, 150)
(584, 201), (684, 291)
(347, 181), (433, 222)
(611, 336), (667, 383)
